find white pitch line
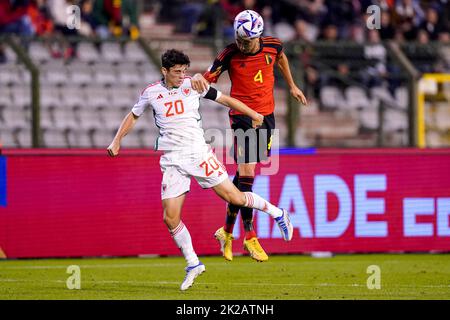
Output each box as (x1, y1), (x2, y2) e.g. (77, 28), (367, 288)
(0, 278), (449, 289)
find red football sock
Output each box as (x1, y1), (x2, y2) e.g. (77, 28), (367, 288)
(245, 230), (257, 240)
(224, 224), (234, 234)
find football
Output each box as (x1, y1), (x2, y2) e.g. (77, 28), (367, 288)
(233, 10), (264, 39)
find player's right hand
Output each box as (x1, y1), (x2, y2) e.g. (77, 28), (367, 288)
(191, 73), (209, 93)
(107, 142), (120, 157)
(252, 113), (264, 129)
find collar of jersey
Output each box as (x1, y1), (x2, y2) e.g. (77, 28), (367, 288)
(160, 77), (180, 91)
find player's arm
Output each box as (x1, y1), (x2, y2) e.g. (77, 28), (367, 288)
(202, 86), (263, 128)
(217, 94), (263, 128)
(107, 112), (139, 156)
(276, 51), (308, 105)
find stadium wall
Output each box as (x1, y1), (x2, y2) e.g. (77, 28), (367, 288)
(0, 149), (449, 259)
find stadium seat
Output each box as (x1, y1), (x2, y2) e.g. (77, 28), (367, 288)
(40, 61), (68, 86)
(15, 128), (32, 148)
(61, 85), (87, 109)
(116, 63), (142, 86)
(84, 85), (110, 109)
(0, 128), (17, 147)
(359, 108), (379, 130)
(435, 103), (450, 131)
(319, 86), (347, 109)
(124, 42), (148, 64)
(394, 87), (408, 109)
(100, 42), (123, 63)
(10, 86), (31, 109)
(66, 61), (93, 86)
(0, 87), (12, 109)
(108, 85), (139, 109)
(29, 42), (51, 63)
(77, 42), (101, 63)
(0, 64), (22, 86)
(40, 84), (61, 110)
(93, 62), (117, 85)
(344, 86), (371, 110)
(383, 108), (408, 132)
(42, 128), (69, 148)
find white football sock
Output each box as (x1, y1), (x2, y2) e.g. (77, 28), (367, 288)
(243, 192), (283, 219)
(169, 221), (199, 267)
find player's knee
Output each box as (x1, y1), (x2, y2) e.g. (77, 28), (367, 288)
(163, 210), (179, 228)
(229, 191), (246, 207)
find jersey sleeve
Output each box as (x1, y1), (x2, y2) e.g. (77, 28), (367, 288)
(201, 85), (222, 101)
(264, 36), (283, 58)
(131, 89), (151, 117)
(203, 43), (238, 83)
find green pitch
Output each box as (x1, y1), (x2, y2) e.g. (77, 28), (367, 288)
(0, 254), (449, 299)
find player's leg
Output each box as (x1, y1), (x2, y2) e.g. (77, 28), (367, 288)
(234, 162), (269, 261)
(160, 163), (204, 291)
(212, 179), (293, 242)
(214, 171), (239, 261)
(162, 195), (205, 291)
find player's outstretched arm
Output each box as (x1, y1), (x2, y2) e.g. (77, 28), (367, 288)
(216, 94), (264, 128)
(107, 112), (139, 156)
(276, 52), (308, 105)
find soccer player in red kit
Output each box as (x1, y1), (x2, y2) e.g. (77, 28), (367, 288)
(191, 10), (307, 262)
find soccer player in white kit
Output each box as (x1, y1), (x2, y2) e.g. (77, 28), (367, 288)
(107, 49), (293, 291)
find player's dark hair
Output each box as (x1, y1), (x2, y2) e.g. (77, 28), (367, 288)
(161, 49), (190, 69)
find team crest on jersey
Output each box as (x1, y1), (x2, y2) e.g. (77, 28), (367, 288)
(182, 88), (191, 97)
(265, 54), (273, 65)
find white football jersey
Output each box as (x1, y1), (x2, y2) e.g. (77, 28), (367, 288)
(131, 77), (222, 151)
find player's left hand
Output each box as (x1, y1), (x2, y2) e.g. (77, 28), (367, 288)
(290, 86), (308, 105)
(252, 113), (264, 128)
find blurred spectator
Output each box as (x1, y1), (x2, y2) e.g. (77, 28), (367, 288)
(28, 0), (54, 36)
(363, 29), (388, 88)
(0, 0), (35, 36)
(418, 6), (443, 41)
(417, 29), (430, 44)
(92, 0), (122, 38)
(394, 0), (424, 26)
(48, 0), (79, 59)
(121, 0), (140, 40)
(379, 10), (396, 40)
(319, 23), (339, 41)
(179, 1), (206, 34)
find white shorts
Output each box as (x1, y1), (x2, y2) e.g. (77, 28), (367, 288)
(160, 147), (229, 200)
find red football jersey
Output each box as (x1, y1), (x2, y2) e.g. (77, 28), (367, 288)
(203, 36), (283, 116)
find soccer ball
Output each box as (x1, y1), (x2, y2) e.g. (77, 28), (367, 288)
(233, 10), (264, 39)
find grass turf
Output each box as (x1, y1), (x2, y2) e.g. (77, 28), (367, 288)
(0, 254), (449, 300)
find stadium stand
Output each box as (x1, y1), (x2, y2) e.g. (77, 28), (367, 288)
(0, 0), (449, 149)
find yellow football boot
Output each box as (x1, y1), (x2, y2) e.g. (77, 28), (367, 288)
(243, 237), (268, 262)
(214, 227), (234, 261)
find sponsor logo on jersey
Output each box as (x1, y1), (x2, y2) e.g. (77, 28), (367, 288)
(265, 54), (272, 65)
(182, 88), (191, 97)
